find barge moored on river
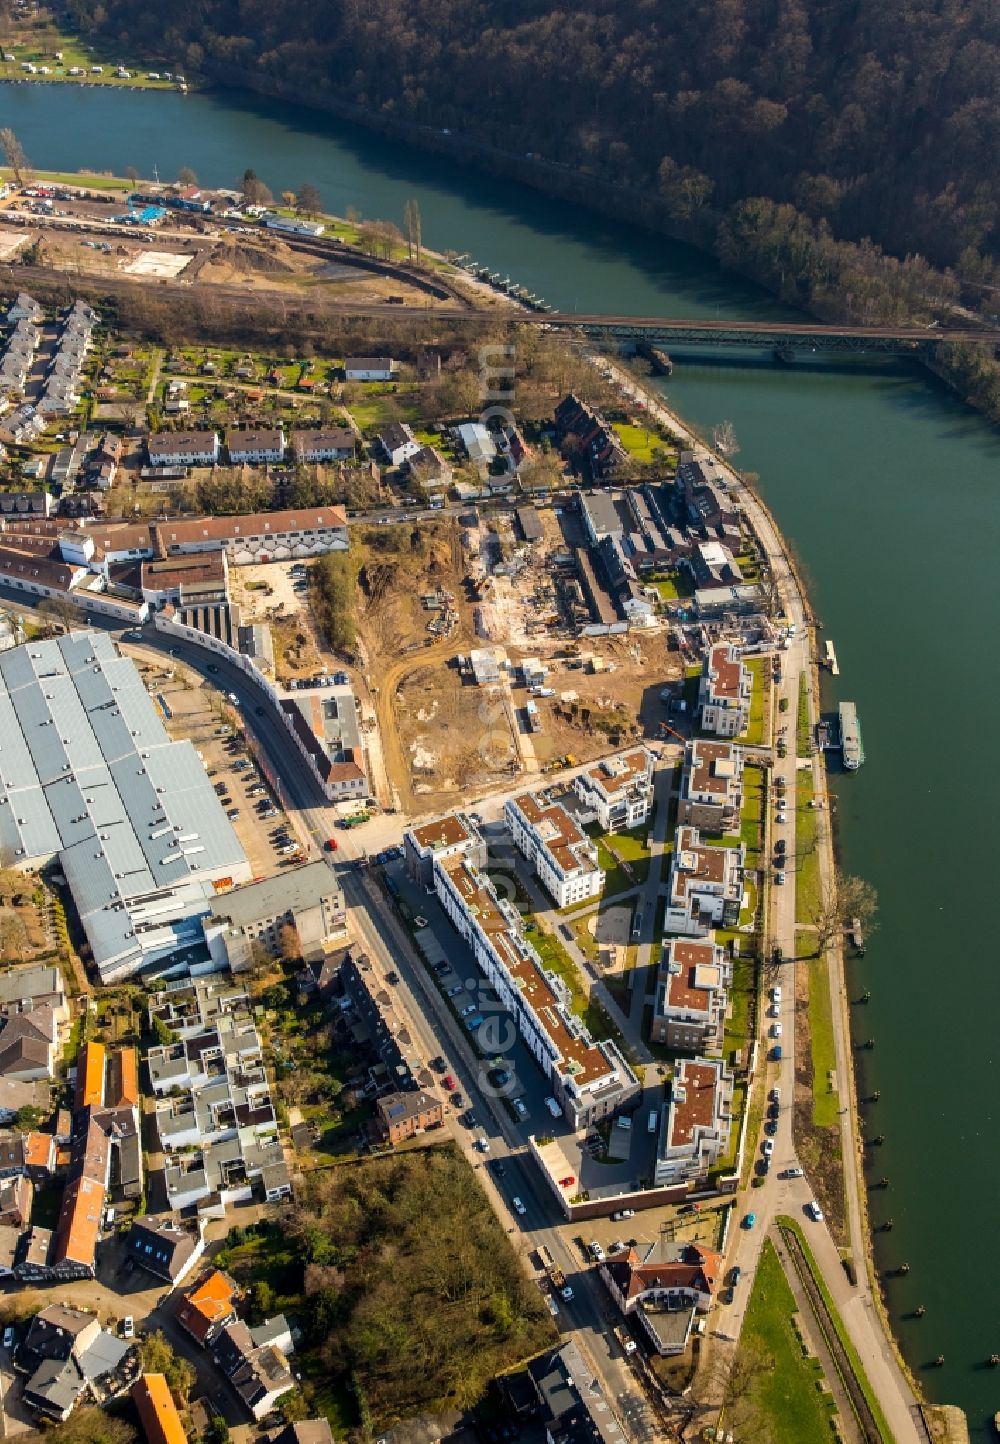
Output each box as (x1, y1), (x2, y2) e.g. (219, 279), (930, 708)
(839, 701), (864, 770)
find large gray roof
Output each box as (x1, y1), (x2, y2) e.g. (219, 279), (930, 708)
(0, 632), (246, 976)
(212, 860), (340, 929)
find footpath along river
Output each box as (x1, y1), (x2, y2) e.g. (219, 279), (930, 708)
(5, 79), (1000, 1437)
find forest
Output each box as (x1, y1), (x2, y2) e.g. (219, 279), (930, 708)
(64, 0), (1000, 417)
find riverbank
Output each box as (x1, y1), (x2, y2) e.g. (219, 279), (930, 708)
(598, 348), (967, 1437)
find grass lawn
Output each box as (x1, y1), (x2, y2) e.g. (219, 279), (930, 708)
(592, 826), (651, 895)
(794, 773), (822, 925)
(347, 394), (423, 430)
(682, 662), (702, 713)
(722, 951), (755, 1060)
(647, 568), (695, 601)
(736, 1239), (838, 1443)
(776, 1217), (895, 1444)
(612, 421), (667, 462)
(0, 33), (179, 90)
(797, 671), (811, 756)
(807, 957), (839, 1127)
(740, 656), (770, 746)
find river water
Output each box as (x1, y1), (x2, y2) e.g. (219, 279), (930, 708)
(5, 81), (1000, 1436)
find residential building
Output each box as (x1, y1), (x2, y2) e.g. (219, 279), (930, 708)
(159, 505), (348, 564)
(0, 1174), (32, 1227)
(344, 357), (396, 382)
(406, 444), (452, 491)
(277, 1423), (335, 1444)
(132, 1374), (187, 1444)
(0, 967), (67, 1028)
(75, 1042), (106, 1112)
(578, 490), (623, 547)
(504, 791), (603, 909)
(456, 422), (497, 471)
(205, 861), (346, 966)
(406, 818), (640, 1128)
(291, 428), (356, 463)
(175, 1269), (239, 1346)
(468, 647), (505, 686)
(125, 1217), (205, 1286)
(698, 643), (752, 738)
(0, 1008), (56, 1080)
(146, 430), (220, 467)
(339, 952), (422, 1096)
(600, 1239), (722, 1355)
(212, 1319), (295, 1419)
(573, 747), (656, 832)
(280, 687), (368, 802)
(0, 491), (54, 518)
(375, 1089), (443, 1146)
(506, 1341), (624, 1444)
(664, 826), (744, 936)
(554, 394), (627, 481)
(0, 1078), (49, 1123)
(689, 540), (743, 590)
(677, 740), (744, 833)
(403, 812), (488, 886)
(19, 1304), (132, 1421)
(652, 939), (731, 1053)
(263, 215), (324, 237)
(226, 428), (286, 464)
(16, 1225), (54, 1281)
(376, 421), (421, 467)
(0, 634), (250, 981)
(653, 1057), (734, 1186)
(141, 551), (229, 609)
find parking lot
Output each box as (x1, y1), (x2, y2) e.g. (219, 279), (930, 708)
(138, 660), (305, 876)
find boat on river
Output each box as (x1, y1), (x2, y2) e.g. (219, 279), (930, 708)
(839, 701), (864, 770)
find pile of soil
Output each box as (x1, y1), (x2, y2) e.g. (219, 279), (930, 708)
(218, 240), (296, 275)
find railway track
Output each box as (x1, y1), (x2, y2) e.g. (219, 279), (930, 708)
(777, 1222), (884, 1443)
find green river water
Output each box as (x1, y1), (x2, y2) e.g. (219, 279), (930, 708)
(4, 79), (1000, 1437)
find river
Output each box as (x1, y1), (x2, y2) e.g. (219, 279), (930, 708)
(6, 80), (1000, 1437)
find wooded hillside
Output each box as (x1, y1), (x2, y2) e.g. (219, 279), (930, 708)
(70, 0), (999, 277)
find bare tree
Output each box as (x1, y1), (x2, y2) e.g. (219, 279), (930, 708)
(403, 197), (422, 261)
(296, 182), (322, 219)
(712, 418), (740, 458)
(0, 127), (29, 188)
(36, 594), (82, 634)
(0, 909), (27, 963)
(281, 190), (297, 211)
(811, 867), (879, 956)
(177, 166), (198, 187)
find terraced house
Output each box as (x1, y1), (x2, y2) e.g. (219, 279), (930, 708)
(504, 790), (603, 908)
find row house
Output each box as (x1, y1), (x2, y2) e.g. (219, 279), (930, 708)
(664, 826), (744, 936)
(226, 427), (286, 464)
(504, 790), (603, 909)
(573, 747), (656, 832)
(291, 427), (356, 463)
(408, 818), (639, 1129)
(698, 643), (752, 738)
(677, 739), (744, 834)
(651, 939), (731, 1053)
(159, 504), (348, 564)
(653, 1057), (734, 1186)
(146, 430), (221, 467)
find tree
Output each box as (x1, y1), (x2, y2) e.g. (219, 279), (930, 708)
(125, 166), (140, 186)
(241, 168), (272, 208)
(278, 921), (301, 961)
(810, 868), (878, 956)
(177, 165), (198, 187)
(281, 190), (297, 210)
(0, 128), (28, 188)
(296, 181), (322, 218)
(712, 419), (740, 459)
(36, 594), (82, 634)
(138, 1330), (196, 1400)
(151, 1014), (179, 1047)
(403, 197), (422, 260)
(46, 1408), (136, 1444)
(0, 907), (26, 962)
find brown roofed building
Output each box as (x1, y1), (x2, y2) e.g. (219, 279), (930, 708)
(132, 1374), (187, 1444)
(504, 791), (603, 908)
(375, 1089), (443, 1146)
(600, 1239), (722, 1354)
(664, 825), (744, 936)
(50, 1173), (105, 1279)
(698, 643), (752, 738)
(158, 504), (347, 565)
(653, 1057), (734, 1187)
(106, 1048), (140, 1111)
(176, 1268), (239, 1345)
(677, 739), (744, 833)
(146, 430), (220, 467)
(652, 939), (731, 1053)
(291, 428), (356, 463)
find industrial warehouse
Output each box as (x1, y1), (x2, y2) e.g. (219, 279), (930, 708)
(0, 632), (250, 981)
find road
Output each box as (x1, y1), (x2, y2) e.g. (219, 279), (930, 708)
(597, 358), (924, 1442)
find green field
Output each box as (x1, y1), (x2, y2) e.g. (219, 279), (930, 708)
(735, 1239), (838, 1443)
(740, 655), (770, 745)
(797, 671), (811, 755)
(794, 773), (822, 925)
(593, 826), (651, 895)
(0, 31), (180, 90)
(807, 956), (839, 1126)
(612, 421), (668, 462)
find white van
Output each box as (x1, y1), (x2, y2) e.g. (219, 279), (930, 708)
(544, 1096), (561, 1119)
(647, 1110), (658, 1134)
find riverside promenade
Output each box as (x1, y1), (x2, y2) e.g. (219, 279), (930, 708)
(597, 351), (927, 1444)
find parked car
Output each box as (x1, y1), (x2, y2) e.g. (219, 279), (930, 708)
(763, 1138), (774, 1158)
(121, 1316), (134, 1340)
(512, 1196), (527, 1216)
(780, 1166), (804, 1179)
(443, 1075), (456, 1091)
(611, 1208), (635, 1221)
(806, 1200), (824, 1222)
(742, 1212), (757, 1229)
(589, 1241), (605, 1262)
(770, 1021), (783, 1038)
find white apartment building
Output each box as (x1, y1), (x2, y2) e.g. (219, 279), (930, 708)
(504, 792), (603, 908)
(654, 1057), (734, 1186)
(651, 939), (731, 1053)
(573, 747), (656, 832)
(147, 431), (221, 467)
(406, 817), (639, 1129)
(677, 739), (744, 834)
(698, 643), (752, 738)
(664, 826), (744, 936)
